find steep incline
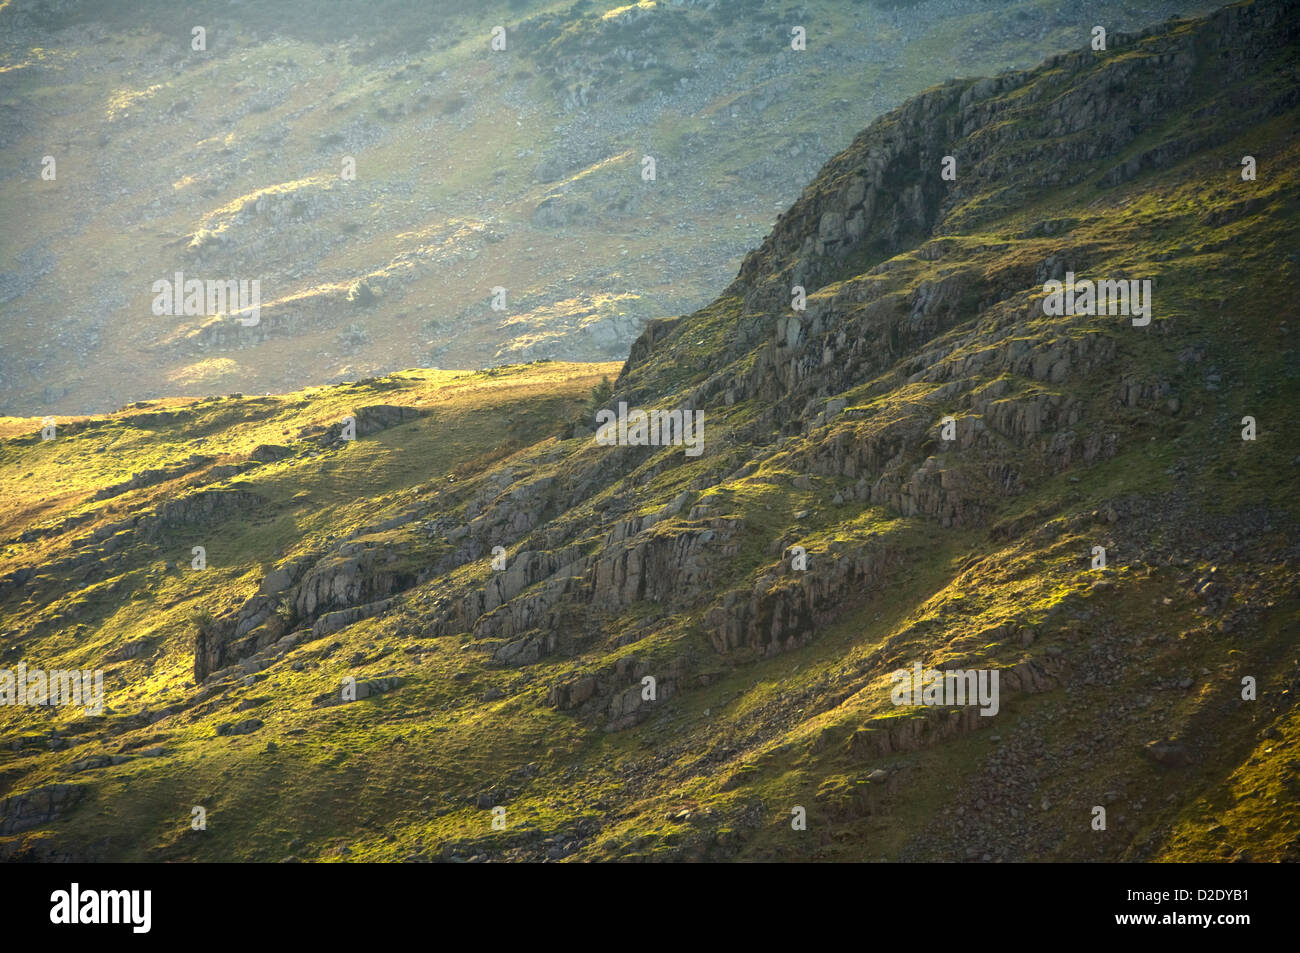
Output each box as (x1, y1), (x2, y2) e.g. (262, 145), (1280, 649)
(1, 0), (1297, 862)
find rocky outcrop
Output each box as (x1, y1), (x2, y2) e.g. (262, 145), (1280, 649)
(195, 541), (412, 681)
(706, 539), (899, 656)
(312, 598), (393, 639)
(0, 783), (85, 836)
(548, 654), (686, 731)
(726, 0), (1300, 316)
(146, 488), (266, 538)
(293, 545), (416, 620)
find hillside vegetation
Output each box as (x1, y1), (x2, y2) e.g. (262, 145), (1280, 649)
(1, 0), (1297, 862)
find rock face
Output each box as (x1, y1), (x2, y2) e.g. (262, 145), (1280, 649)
(0, 783), (84, 836)
(353, 404), (423, 436)
(146, 489), (267, 540)
(294, 548), (415, 619)
(728, 0), (1299, 316)
(548, 655), (683, 730)
(194, 532), (418, 682)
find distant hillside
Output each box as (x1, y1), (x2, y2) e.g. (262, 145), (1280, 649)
(0, 0), (1297, 862)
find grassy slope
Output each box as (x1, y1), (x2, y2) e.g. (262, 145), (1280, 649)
(1, 1), (1297, 862)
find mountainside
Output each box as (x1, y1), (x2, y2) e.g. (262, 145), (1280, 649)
(0, 0), (1217, 415)
(1, 0), (1298, 862)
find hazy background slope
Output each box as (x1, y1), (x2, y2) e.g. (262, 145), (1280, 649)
(0, 0), (1215, 414)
